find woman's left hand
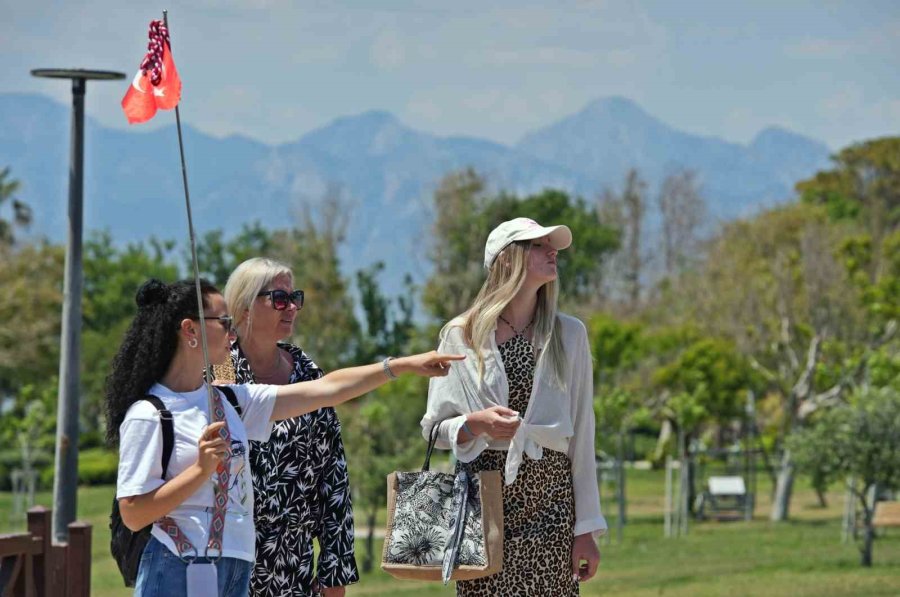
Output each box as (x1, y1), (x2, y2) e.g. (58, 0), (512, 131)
(392, 351), (465, 377)
(571, 532), (600, 582)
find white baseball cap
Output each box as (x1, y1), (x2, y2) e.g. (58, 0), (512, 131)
(483, 217), (573, 268)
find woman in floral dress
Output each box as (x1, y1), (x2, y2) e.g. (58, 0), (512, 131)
(224, 258), (357, 597)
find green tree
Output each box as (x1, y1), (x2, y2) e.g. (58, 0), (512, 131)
(0, 241), (64, 393)
(789, 386), (900, 567)
(653, 338), (754, 431)
(797, 137), (900, 236)
(590, 313), (651, 473)
(355, 262), (416, 363)
(0, 382), (56, 490)
(0, 167), (32, 246)
(590, 313), (644, 386)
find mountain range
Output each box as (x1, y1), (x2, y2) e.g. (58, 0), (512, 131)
(0, 93), (832, 292)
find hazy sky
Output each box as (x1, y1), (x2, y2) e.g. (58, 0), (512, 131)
(3, 1), (898, 149)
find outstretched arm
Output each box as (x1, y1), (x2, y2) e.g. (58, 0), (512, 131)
(271, 351), (464, 421)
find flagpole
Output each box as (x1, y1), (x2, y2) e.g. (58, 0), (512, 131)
(162, 9), (216, 417)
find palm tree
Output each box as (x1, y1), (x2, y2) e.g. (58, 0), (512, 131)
(0, 167), (32, 246)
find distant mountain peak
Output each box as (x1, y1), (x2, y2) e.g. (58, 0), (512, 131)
(290, 108), (424, 158)
(751, 125), (827, 146)
(299, 109), (411, 140)
(517, 96), (669, 148)
(580, 95), (652, 119)
(750, 125), (832, 156)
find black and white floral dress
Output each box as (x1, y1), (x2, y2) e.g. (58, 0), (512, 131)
(231, 342), (359, 596)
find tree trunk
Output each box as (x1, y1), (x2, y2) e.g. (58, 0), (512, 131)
(859, 486), (876, 567)
(363, 506), (376, 573)
(678, 427), (689, 535)
(861, 523), (874, 567)
(653, 419), (673, 464)
(770, 450), (795, 521)
(687, 452), (697, 516)
(616, 432), (627, 530)
(814, 486), (828, 508)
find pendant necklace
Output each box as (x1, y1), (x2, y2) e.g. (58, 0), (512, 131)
(498, 314), (535, 337)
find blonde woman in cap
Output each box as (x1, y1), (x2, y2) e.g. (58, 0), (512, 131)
(421, 217), (606, 596)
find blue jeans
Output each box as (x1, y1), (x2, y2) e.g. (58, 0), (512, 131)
(134, 536), (252, 597)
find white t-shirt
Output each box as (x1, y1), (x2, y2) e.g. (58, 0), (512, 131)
(116, 382), (277, 562)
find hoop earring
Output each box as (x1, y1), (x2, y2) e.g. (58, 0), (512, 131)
(188, 338), (198, 349)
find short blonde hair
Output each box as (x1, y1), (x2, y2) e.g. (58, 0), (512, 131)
(224, 257), (293, 339)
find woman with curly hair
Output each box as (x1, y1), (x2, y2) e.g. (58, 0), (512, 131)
(421, 218), (606, 596)
(108, 278), (461, 597)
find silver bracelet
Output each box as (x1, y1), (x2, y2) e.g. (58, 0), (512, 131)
(382, 356), (397, 380)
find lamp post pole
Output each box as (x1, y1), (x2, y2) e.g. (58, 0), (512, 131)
(31, 68), (124, 542)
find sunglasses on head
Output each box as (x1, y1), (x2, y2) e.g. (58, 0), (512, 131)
(257, 289), (305, 311)
(191, 314), (235, 333)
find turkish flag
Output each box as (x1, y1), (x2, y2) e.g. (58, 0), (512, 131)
(121, 41), (181, 124)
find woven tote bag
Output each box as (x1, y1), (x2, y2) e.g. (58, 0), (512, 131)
(381, 422), (503, 584)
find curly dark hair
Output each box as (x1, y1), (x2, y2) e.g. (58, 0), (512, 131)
(104, 277), (219, 446)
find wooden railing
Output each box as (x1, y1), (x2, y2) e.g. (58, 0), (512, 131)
(0, 506), (91, 597)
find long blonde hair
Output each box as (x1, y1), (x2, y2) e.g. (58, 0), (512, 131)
(224, 257), (293, 339)
(445, 241), (566, 385)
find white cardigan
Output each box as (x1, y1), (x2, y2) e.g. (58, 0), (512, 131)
(421, 312), (607, 537)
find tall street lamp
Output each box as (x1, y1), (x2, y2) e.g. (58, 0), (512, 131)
(31, 68), (125, 542)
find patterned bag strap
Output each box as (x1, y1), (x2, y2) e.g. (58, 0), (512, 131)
(441, 470), (471, 585)
(205, 387), (232, 558)
(157, 387), (232, 561)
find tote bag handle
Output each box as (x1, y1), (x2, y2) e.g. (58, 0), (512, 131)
(422, 420), (447, 471)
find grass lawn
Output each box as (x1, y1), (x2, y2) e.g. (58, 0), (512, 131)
(1, 469), (898, 596)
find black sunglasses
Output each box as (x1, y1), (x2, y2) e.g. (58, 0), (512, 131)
(191, 314), (235, 333)
(257, 289), (305, 311)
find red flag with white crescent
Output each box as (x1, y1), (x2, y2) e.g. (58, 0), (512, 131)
(121, 20), (182, 124)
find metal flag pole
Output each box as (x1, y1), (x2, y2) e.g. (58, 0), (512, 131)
(162, 9), (216, 417)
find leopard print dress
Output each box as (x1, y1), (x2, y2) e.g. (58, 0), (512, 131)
(456, 333), (578, 597)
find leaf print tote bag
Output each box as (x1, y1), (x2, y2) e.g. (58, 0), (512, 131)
(381, 422), (503, 584)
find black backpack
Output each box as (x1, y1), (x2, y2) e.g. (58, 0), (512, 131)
(110, 387), (240, 586)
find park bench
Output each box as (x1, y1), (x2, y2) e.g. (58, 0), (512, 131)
(695, 475), (748, 520)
